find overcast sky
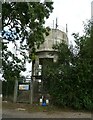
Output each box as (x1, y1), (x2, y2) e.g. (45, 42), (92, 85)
(45, 0), (93, 44)
(22, 0), (93, 77)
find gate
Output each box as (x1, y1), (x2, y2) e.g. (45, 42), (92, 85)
(17, 82), (30, 103)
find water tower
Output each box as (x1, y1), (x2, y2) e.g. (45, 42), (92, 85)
(32, 26), (68, 97)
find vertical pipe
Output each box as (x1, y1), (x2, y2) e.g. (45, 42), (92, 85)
(53, 20), (54, 29)
(55, 17), (58, 29)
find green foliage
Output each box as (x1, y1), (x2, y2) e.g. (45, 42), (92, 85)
(2, 80), (15, 97)
(43, 21), (93, 110)
(2, 1), (54, 82)
(2, 42), (26, 81)
(2, 2), (53, 53)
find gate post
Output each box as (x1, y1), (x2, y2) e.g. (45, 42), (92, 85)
(13, 78), (18, 103)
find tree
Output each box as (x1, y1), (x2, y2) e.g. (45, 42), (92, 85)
(2, 1), (54, 102)
(72, 21), (93, 110)
(43, 21), (93, 110)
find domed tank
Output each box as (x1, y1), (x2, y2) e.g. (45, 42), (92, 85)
(33, 28), (68, 77)
(36, 29), (68, 53)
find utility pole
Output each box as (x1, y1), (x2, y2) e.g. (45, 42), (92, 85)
(27, 2), (35, 104)
(13, 42), (18, 103)
(30, 60), (35, 104)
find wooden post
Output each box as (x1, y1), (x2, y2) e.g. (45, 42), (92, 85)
(13, 78), (18, 103)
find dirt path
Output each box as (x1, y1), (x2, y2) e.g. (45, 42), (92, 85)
(2, 101), (92, 118)
(2, 108), (92, 118)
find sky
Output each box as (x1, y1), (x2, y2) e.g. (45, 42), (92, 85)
(45, 0), (93, 44)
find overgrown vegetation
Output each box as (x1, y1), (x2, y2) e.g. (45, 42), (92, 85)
(2, 1), (53, 97)
(43, 21), (93, 110)
(2, 1), (53, 81)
